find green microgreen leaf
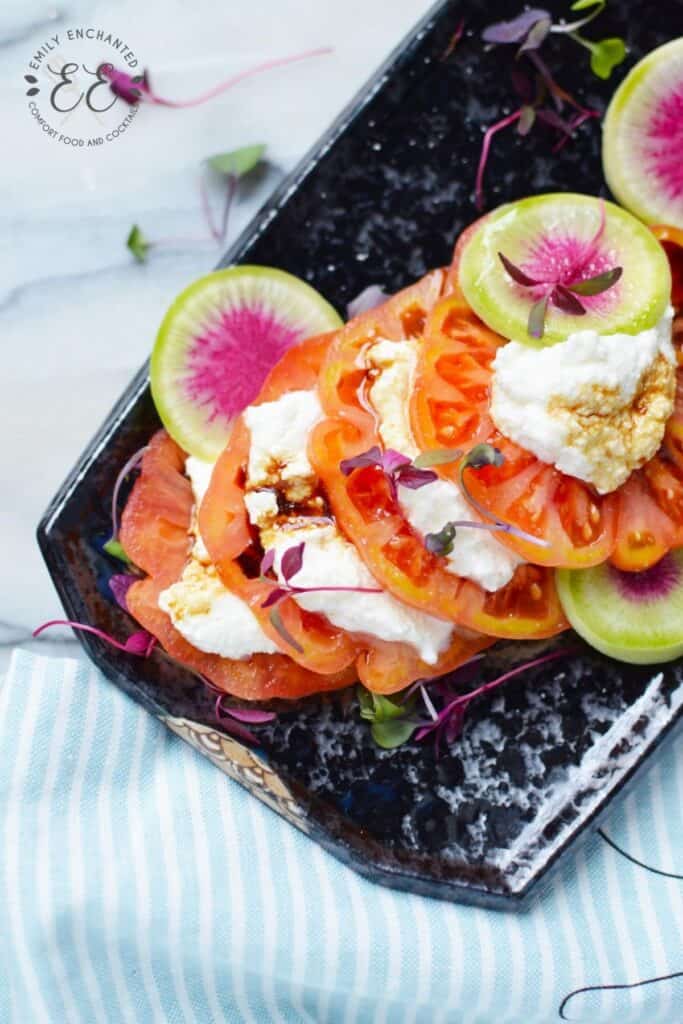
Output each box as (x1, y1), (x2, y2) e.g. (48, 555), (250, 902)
(413, 447), (463, 469)
(103, 538), (132, 565)
(463, 443), (505, 471)
(126, 224), (151, 263)
(588, 36), (627, 79)
(567, 265), (623, 295)
(357, 687), (418, 748)
(207, 143), (266, 178)
(424, 522), (457, 557)
(570, 0), (603, 10)
(371, 719), (417, 749)
(528, 292), (550, 339)
(517, 104), (537, 135)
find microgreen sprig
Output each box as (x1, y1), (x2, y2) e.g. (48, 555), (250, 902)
(340, 446), (438, 496)
(259, 542), (382, 651)
(357, 649), (571, 752)
(33, 619), (156, 657)
(474, 0), (624, 208)
(498, 250), (623, 339)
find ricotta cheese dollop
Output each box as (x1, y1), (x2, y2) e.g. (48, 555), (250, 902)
(366, 339), (522, 592)
(490, 309), (676, 494)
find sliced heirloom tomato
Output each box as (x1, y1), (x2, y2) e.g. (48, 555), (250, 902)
(610, 227), (683, 570)
(357, 631), (494, 694)
(413, 291), (619, 568)
(312, 283), (567, 639)
(120, 429), (353, 699)
(199, 334), (359, 676)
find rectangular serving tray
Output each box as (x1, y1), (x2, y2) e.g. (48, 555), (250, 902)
(38, 0), (683, 908)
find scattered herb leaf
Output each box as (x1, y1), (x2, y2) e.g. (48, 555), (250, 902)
(126, 224), (151, 263)
(208, 143), (265, 178)
(567, 265), (623, 294)
(109, 573), (137, 611)
(268, 607), (304, 653)
(33, 619), (155, 657)
(413, 447), (463, 468)
(103, 538), (132, 565)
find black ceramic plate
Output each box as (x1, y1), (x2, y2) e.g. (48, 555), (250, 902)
(39, 0), (683, 909)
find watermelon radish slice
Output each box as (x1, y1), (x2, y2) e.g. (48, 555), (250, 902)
(556, 551), (683, 664)
(150, 266), (342, 460)
(458, 193), (671, 346)
(603, 38), (683, 229)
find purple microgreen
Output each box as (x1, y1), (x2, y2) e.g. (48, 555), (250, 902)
(340, 446), (383, 476)
(551, 108), (600, 152)
(424, 522), (457, 556)
(517, 104), (537, 136)
(340, 445), (437, 496)
(103, 538), (132, 566)
(511, 65), (534, 102)
(440, 17), (465, 61)
(551, 284), (587, 316)
(261, 587), (290, 609)
(498, 251), (540, 287)
(103, 49), (332, 109)
(268, 607), (304, 654)
(260, 548), (276, 578)
(419, 683), (439, 721)
(518, 15), (552, 53)
(414, 650), (570, 748)
(126, 224), (151, 263)
(395, 466), (438, 490)
(413, 447), (463, 469)
(475, 109), (523, 210)
(110, 445), (148, 543)
(534, 106), (576, 135)
(109, 573), (137, 612)
(218, 703), (276, 724)
(381, 449), (412, 475)
(33, 619), (155, 657)
(528, 292), (550, 339)
(567, 265), (623, 295)
(482, 8), (551, 45)
(214, 696), (259, 745)
(347, 284), (390, 319)
(459, 445), (551, 549)
(280, 541), (305, 583)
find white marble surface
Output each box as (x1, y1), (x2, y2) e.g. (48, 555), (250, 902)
(2, 0), (430, 671)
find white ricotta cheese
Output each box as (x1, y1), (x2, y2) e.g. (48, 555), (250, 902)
(243, 489), (279, 529)
(159, 560), (278, 660)
(366, 338), (522, 592)
(244, 390), (322, 501)
(490, 309), (676, 494)
(266, 521), (453, 665)
(185, 455), (215, 563)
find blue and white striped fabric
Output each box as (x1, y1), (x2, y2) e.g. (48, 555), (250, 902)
(2, 650), (682, 1024)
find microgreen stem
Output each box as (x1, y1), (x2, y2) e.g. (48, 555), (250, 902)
(460, 466), (551, 549)
(220, 174), (238, 244)
(200, 169), (221, 241)
(420, 684), (439, 721)
(151, 48), (332, 108)
(475, 109), (522, 210)
(33, 619), (156, 656)
(110, 446), (147, 542)
(550, 3), (605, 36)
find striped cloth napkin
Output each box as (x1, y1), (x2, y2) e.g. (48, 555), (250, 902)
(1, 650), (682, 1024)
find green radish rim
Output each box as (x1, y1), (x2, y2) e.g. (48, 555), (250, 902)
(556, 554), (683, 665)
(150, 265), (343, 461)
(602, 38), (683, 229)
(458, 193), (671, 346)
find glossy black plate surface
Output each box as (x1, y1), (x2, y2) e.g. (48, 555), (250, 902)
(39, 0), (683, 908)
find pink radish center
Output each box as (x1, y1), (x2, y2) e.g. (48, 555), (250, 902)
(183, 303), (302, 423)
(643, 79), (683, 201)
(609, 553), (680, 603)
(519, 228), (620, 315)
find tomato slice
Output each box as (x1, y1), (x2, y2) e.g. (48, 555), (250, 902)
(413, 293), (619, 568)
(127, 576), (355, 700)
(611, 455), (683, 570)
(120, 430), (193, 586)
(120, 429), (354, 698)
(357, 631), (494, 694)
(311, 282), (568, 639)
